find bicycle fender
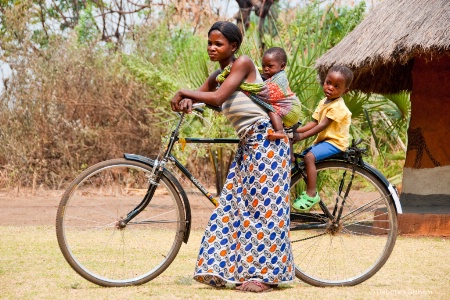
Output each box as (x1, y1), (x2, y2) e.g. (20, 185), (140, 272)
(361, 162), (403, 214)
(309, 156), (403, 215)
(123, 153), (192, 242)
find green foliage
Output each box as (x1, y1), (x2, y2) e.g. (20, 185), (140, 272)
(251, 1), (367, 152)
(74, 4), (98, 45)
(250, 1), (407, 177)
(325, 1), (366, 47)
(123, 55), (178, 105)
(0, 1), (411, 188)
(122, 23), (237, 168)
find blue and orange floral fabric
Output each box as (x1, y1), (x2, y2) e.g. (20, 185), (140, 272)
(193, 119), (295, 287)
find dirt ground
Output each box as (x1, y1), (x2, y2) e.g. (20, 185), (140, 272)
(0, 188), (214, 229)
(2, 187), (448, 236)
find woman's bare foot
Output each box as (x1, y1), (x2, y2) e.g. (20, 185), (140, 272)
(235, 281), (273, 293)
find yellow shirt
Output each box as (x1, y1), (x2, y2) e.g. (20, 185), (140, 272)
(312, 97), (351, 151)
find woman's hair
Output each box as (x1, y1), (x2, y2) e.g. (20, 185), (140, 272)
(328, 65), (354, 88)
(208, 21), (243, 50)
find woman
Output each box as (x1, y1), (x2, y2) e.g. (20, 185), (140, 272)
(170, 21), (295, 293)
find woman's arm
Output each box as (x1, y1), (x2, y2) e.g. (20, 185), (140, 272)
(197, 69), (222, 93)
(171, 55), (257, 109)
(170, 70), (220, 112)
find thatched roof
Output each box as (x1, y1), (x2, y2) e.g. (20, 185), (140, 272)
(315, 0), (450, 94)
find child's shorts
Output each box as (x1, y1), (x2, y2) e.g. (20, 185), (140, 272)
(301, 141), (342, 161)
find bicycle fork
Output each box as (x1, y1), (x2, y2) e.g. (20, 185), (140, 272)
(117, 112), (187, 229)
(115, 161), (165, 229)
(116, 168), (162, 229)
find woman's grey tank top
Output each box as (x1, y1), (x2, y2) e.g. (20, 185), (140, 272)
(221, 64), (268, 136)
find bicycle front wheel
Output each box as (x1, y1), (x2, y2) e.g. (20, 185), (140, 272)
(290, 160), (398, 286)
(56, 158), (186, 287)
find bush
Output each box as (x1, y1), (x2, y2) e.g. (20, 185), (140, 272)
(0, 36), (164, 189)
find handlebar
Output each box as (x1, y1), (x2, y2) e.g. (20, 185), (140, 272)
(192, 103), (222, 113)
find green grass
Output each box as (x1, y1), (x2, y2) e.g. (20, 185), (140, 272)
(0, 226), (448, 300)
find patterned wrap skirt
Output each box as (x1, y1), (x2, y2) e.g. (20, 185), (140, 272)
(193, 119), (295, 287)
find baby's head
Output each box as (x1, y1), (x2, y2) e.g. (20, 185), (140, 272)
(323, 65), (354, 100)
(262, 47), (287, 79)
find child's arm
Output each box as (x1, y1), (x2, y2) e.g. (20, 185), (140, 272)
(295, 117), (333, 141)
(296, 121), (318, 133)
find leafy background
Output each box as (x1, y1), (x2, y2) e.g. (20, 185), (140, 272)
(0, 0), (408, 190)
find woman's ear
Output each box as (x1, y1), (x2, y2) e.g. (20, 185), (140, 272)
(231, 42), (238, 53)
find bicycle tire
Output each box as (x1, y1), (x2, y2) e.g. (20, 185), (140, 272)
(56, 158), (186, 287)
(289, 160), (398, 286)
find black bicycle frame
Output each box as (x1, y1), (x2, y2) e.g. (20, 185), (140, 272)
(120, 107), (370, 233)
(121, 116), (241, 225)
(170, 137), (239, 207)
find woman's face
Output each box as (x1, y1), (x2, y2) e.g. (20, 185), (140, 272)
(207, 30), (237, 63)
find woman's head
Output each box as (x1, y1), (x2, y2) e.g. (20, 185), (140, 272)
(207, 22), (243, 64)
(208, 21), (243, 50)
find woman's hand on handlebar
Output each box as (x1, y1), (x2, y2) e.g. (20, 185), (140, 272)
(179, 98), (194, 113)
(173, 98), (194, 114)
(170, 91), (183, 111)
(170, 90), (193, 113)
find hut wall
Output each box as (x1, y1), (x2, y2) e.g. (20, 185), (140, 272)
(401, 54), (450, 213)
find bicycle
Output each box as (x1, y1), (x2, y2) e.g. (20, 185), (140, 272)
(56, 103), (402, 287)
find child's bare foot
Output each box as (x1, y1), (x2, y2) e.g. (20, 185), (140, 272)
(268, 131), (287, 141)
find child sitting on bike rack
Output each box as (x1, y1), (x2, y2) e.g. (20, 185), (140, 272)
(216, 47), (301, 160)
(292, 65), (354, 212)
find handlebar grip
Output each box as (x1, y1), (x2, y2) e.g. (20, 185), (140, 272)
(193, 107), (204, 113)
(205, 104), (222, 112)
(192, 103), (222, 113)
(192, 102), (205, 113)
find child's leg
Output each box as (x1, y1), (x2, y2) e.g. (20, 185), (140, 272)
(267, 112), (286, 140)
(305, 142), (342, 196)
(303, 152), (317, 197)
(292, 150), (320, 211)
(289, 139), (296, 163)
(292, 142), (342, 211)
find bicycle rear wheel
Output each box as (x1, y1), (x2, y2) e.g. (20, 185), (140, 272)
(290, 160), (398, 286)
(56, 158), (186, 287)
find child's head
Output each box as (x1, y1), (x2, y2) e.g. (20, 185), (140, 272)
(261, 47), (287, 78)
(323, 65), (354, 100)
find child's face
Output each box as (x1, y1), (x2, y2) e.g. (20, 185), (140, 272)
(323, 71), (348, 100)
(262, 53), (285, 78)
